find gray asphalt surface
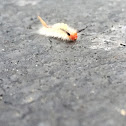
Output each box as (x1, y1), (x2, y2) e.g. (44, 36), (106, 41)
(1, 0), (126, 126)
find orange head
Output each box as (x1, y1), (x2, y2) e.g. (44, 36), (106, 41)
(69, 33), (78, 41)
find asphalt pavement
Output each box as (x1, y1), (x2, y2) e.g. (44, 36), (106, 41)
(0, 0), (126, 126)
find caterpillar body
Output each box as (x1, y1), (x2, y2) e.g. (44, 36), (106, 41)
(38, 16), (80, 41)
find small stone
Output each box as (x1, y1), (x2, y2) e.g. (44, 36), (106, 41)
(23, 96), (34, 103)
(30, 17), (33, 20)
(73, 83), (77, 86)
(90, 90), (95, 94)
(27, 25), (32, 29)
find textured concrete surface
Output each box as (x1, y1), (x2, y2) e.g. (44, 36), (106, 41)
(1, 0), (126, 126)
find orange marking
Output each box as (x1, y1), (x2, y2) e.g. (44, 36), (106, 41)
(69, 33), (78, 41)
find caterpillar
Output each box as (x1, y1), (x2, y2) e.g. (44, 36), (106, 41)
(38, 16), (87, 41)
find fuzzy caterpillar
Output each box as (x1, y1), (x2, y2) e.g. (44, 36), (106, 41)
(37, 16), (87, 41)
